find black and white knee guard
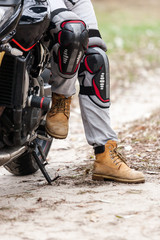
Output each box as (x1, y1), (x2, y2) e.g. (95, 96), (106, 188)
(78, 46), (110, 108)
(50, 9), (89, 79)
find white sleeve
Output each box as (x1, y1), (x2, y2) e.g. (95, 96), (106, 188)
(48, 0), (67, 12)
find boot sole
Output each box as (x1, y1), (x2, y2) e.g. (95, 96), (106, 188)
(45, 126), (67, 139)
(92, 174), (145, 184)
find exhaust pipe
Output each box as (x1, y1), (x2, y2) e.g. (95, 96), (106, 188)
(0, 146), (27, 166)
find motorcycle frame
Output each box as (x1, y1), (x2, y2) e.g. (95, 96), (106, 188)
(0, 0), (52, 163)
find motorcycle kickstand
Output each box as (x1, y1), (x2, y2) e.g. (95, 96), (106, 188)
(31, 141), (59, 185)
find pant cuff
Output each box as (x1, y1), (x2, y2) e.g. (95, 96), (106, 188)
(94, 145), (105, 155)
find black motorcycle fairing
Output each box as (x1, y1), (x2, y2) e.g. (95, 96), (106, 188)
(0, 2), (23, 43)
(13, 0), (51, 51)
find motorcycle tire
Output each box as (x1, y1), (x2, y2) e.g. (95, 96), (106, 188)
(4, 138), (52, 176)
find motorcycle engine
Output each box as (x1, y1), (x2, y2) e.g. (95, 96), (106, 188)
(0, 65), (44, 148)
(22, 72), (43, 139)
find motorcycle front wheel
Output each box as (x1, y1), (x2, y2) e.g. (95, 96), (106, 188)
(4, 138), (52, 176)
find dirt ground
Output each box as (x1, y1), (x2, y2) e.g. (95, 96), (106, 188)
(1, 1), (160, 240)
(0, 66), (160, 240)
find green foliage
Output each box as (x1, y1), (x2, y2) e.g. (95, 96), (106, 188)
(94, 5), (160, 56)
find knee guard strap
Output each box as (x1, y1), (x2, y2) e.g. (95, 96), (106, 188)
(88, 29), (107, 52)
(53, 20), (88, 78)
(79, 47), (110, 108)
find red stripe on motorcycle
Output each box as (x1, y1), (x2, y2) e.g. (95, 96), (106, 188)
(40, 97), (45, 109)
(12, 39), (37, 52)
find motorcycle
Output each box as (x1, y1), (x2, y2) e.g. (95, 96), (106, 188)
(0, 0), (57, 184)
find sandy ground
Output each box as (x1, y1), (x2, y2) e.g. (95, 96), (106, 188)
(1, 0), (160, 239)
(0, 64), (160, 240)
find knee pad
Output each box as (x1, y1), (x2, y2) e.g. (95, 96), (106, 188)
(51, 17), (88, 78)
(78, 47), (110, 108)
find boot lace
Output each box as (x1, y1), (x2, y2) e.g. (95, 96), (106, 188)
(110, 147), (128, 169)
(50, 97), (71, 117)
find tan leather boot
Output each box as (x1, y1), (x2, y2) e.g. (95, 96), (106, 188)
(92, 140), (145, 183)
(46, 93), (71, 139)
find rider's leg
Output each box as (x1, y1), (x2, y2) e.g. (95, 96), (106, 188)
(68, 0), (145, 183)
(47, 0), (145, 183)
(46, 0), (88, 138)
(78, 46), (117, 147)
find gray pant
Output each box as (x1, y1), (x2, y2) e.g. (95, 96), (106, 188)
(48, 0), (118, 148)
